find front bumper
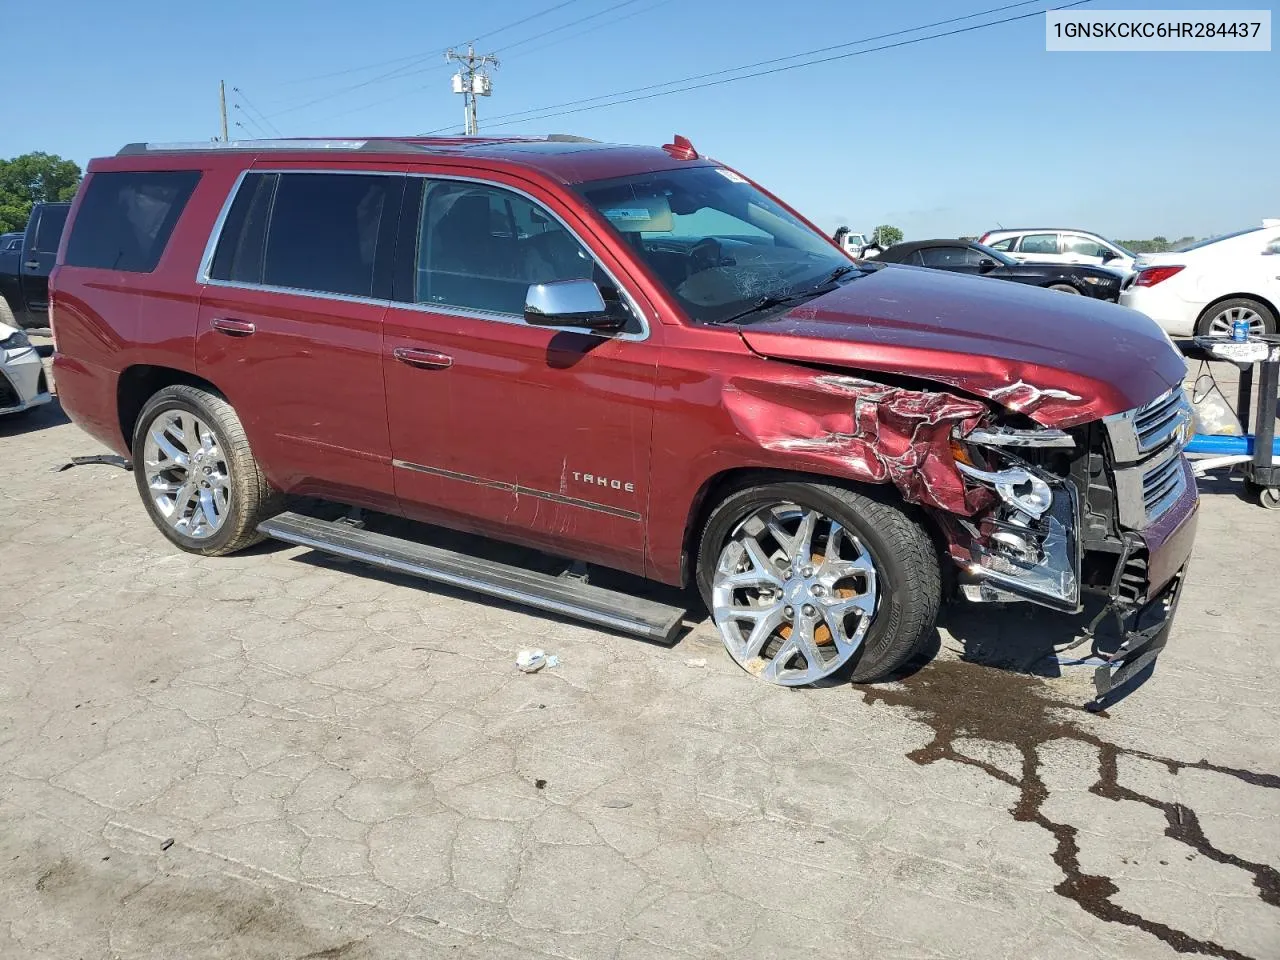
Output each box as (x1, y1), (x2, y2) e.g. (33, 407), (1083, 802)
(0, 346), (52, 415)
(959, 454), (1198, 702)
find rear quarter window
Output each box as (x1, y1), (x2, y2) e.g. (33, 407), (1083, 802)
(64, 170), (201, 272)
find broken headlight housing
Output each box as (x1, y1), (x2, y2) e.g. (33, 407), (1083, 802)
(952, 427), (1081, 611)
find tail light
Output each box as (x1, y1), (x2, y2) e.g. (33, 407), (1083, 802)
(48, 290), (57, 346)
(1135, 265), (1184, 287)
(978, 232), (992, 244)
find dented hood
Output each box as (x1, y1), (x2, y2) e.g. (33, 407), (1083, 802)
(738, 264), (1186, 427)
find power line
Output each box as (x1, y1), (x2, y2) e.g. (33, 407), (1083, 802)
(232, 87), (284, 137)
(502, 0), (678, 63)
(499, 0), (649, 55)
(432, 0), (1058, 134)
(314, 0), (678, 130)
(255, 0), (591, 120)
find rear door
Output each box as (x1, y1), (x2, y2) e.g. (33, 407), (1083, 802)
(196, 168), (406, 508)
(382, 173), (661, 575)
(1012, 232), (1064, 264)
(20, 203), (69, 322)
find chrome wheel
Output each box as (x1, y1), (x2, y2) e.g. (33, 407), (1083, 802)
(1206, 305), (1264, 337)
(711, 503), (880, 686)
(141, 410), (230, 539)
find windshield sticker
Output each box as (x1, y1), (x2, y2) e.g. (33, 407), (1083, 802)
(601, 207), (653, 223)
(714, 168), (748, 184)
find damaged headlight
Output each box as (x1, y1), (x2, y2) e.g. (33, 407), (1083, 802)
(952, 428), (1081, 610)
(1, 329), (31, 351)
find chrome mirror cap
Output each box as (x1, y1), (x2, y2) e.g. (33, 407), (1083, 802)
(524, 279), (609, 326)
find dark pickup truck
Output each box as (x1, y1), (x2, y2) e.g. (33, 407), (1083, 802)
(0, 201), (71, 328)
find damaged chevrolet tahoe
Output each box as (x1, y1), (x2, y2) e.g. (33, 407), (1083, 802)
(50, 135), (1198, 699)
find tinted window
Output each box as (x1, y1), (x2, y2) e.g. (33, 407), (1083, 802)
(209, 173), (277, 284)
(918, 245), (982, 268)
(261, 173), (399, 297)
(1018, 233), (1059, 255)
(987, 237), (1016, 252)
(415, 180), (596, 315)
(30, 205), (69, 254)
(1063, 234), (1105, 258)
(65, 171), (200, 272)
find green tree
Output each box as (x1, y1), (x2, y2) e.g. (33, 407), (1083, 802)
(0, 152), (82, 233)
(874, 224), (904, 247)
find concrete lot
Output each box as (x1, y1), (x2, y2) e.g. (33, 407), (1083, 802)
(1, 350), (1278, 960)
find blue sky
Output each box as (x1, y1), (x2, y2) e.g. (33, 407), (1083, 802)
(3, 0), (1274, 240)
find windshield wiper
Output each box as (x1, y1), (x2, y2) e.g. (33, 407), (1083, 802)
(711, 265), (867, 326)
(712, 291), (817, 325)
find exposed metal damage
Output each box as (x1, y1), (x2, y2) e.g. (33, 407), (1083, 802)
(724, 370), (995, 516)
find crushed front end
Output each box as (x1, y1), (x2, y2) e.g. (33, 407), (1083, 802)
(949, 386), (1198, 702)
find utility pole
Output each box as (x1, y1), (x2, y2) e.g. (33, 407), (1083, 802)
(219, 80), (229, 142)
(445, 43), (498, 135)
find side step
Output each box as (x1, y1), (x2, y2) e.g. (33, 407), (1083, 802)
(258, 512), (686, 645)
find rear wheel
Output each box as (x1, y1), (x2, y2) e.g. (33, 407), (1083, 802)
(132, 385), (280, 556)
(1048, 283), (1080, 295)
(696, 481), (940, 685)
(1195, 298), (1276, 337)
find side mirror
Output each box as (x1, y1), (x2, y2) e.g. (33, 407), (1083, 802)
(524, 279), (622, 332)
(978, 258), (997, 273)
(1263, 240), (1280, 256)
(1100, 249), (1119, 262)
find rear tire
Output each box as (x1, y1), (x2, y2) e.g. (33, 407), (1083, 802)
(1195, 297), (1276, 337)
(1048, 283), (1080, 295)
(131, 385), (281, 556)
(696, 480), (940, 685)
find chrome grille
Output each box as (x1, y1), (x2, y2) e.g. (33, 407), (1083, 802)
(1104, 386), (1193, 530)
(1142, 450), (1187, 520)
(1133, 388), (1187, 454)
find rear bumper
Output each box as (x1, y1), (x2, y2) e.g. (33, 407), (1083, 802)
(1119, 284), (1200, 337)
(51, 353), (129, 455)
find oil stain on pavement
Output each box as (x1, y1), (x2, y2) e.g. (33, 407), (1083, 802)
(862, 659), (1280, 960)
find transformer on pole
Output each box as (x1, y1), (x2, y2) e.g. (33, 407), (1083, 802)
(445, 43), (498, 136)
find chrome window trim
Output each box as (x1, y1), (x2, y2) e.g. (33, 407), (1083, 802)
(196, 168), (650, 342)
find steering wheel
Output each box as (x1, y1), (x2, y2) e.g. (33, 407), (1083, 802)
(690, 237), (724, 274)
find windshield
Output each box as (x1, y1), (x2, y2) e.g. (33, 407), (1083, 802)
(972, 242), (1017, 266)
(578, 166), (849, 324)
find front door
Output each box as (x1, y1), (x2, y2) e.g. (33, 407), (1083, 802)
(196, 169), (406, 509)
(383, 175), (661, 575)
(20, 203), (68, 322)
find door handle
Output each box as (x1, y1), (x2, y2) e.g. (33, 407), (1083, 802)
(394, 347), (453, 369)
(24, 260), (39, 270)
(211, 317), (256, 336)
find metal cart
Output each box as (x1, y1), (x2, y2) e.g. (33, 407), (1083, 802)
(1181, 334), (1280, 509)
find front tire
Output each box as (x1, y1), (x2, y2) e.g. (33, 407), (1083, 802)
(132, 385), (280, 556)
(1048, 283), (1081, 295)
(696, 480), (940, 685)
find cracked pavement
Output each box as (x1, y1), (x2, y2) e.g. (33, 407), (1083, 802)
(1, 357), (1278, 959)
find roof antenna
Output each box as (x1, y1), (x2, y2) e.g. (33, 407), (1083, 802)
(662, 135), (699, 160)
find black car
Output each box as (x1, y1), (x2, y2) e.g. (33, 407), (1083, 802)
(876, 239), (1123, 300)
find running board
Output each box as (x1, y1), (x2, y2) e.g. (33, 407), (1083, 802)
(258, 512), (686, 645)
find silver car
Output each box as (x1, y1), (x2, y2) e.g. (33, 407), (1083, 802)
(0, 322), (53, 416)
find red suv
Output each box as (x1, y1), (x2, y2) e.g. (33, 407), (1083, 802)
(51, 135), (1197, 699)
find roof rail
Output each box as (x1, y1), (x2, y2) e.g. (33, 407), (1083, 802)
(115, 138), (428, 156)
(117, 134), (600, 156)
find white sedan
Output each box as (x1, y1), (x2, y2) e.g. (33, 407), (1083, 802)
(1119, 220), (1280, 337)
(0, 321), (53, 416)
